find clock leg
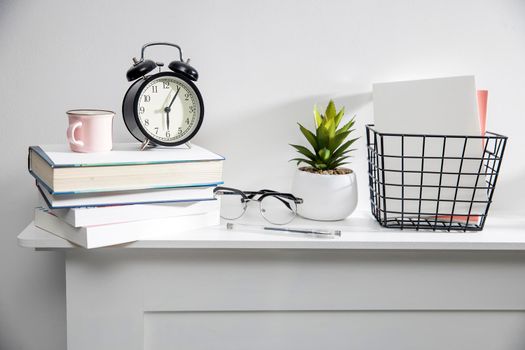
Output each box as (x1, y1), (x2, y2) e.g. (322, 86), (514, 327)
(140, 139), (157, 151)
(139, 140), (193, 151)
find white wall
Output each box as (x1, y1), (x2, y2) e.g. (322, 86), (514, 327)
(1, 0), (524, 348)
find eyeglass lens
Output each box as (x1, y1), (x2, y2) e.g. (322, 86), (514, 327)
(216, 192), (246, 220)
(260, 195), (297, 225)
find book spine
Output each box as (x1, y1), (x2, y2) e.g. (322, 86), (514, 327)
(28, 148), (56, 193)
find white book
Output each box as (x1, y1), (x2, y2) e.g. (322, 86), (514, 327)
(28, 143), (224, 194)
(373, 76), (486, 219)
(34, 207), (220, 249)
(37, 182), (216, 208)
(49, 200), (220, 227)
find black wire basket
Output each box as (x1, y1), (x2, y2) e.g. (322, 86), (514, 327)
(366, 124), (507, 231)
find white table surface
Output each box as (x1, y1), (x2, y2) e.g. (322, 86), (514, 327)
(17, 211), (525, 250)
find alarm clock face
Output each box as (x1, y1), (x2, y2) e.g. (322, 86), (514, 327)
(136, 74), (202, 144)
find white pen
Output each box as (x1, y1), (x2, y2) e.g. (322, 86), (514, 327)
(226, 222), (341, 238)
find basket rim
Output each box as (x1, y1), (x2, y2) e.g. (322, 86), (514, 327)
(365, 124), (507, 139)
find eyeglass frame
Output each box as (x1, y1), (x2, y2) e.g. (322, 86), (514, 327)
(213, 186), (304, 224)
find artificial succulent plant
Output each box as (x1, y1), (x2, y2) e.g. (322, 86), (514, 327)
(290, 100), (358, 172)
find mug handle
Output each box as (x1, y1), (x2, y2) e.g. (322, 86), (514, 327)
(67, 121), (84, 147)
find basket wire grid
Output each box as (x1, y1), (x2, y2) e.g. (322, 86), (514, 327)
(366, 124), (507, 232)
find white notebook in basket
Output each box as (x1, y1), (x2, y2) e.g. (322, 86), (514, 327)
(372, 76), (486, 221)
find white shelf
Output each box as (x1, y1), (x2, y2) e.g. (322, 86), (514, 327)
(17, 211), (525, 250)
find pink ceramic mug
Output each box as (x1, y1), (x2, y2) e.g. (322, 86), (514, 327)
(66, 109), (115, 153)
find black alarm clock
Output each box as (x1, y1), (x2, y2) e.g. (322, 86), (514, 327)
(122, 42), (204, 149)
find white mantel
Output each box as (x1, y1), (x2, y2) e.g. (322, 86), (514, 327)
(18, 211), (525, 251)
(17, 212), (525, 350)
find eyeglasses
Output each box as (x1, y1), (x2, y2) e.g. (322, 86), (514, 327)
(213, 186), (303, 225)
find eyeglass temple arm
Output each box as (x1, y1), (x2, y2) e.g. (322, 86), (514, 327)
(214, 186), (249, 199)
(215, 187), (301, 211)
(259, 190), (302, 202)
(258, 192), (302, 211)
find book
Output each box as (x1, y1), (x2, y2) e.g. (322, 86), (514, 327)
(373, 76), (481, 135)
(477, 90), (488, 137)
(429, 90), (489, 224)
(373, 76), (486, 219)
(34, 207), (220, 249)
(37, 182), (216, 209)
(48, 199), (220, 227)
(28, 143), (224, 194)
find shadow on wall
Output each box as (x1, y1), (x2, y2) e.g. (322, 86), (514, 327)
(199, 92), (373, 192)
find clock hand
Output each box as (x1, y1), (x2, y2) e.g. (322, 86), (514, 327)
(164, 86), (181, 131)
(168, 86), (181, 109)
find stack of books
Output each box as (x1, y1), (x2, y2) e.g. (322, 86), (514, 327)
(27, 143), (224, 248)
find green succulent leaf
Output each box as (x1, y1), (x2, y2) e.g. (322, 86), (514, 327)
(316, 124), (329, 149)
(319, 114), (336, 139)
(321, 114), (333, 133)
(318, 148), (331, 161)
(332, 138), (359, 159)
(325, 100), (337, 120)
(328, 119), (337, 138)
(331, 154), (352, 165)
(332, 151), (351, 162)
(290, 158), (316, 168)
(328, 131), (351, 152)
(337, 116), (356, 135)
(298, 123), (318, 151)
(315, 163), (328, 170)
(313, 105), (323, 128)
(332, 149), (352, 162)
(334, 107), (345, 128)
(331, 158), (351, 169)
(290, 144), (317, 161)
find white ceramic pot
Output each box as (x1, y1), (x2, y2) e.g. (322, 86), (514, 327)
(291, 168), (358, 221)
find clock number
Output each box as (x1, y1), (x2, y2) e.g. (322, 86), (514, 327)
(143, 95), (151, 102)
(189, 105), (195, 113)
(154, 127), (159, 134)
(178, 127), (182, 134)
(152, 85), (158, 93)
(166, 131), (171, 138)
(139, 106), (145, 114)
(163, 82), (170, 89)
(144, 119), (149, 126)
(185, 118), (190, 125)
(184, 93), (190, 101)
